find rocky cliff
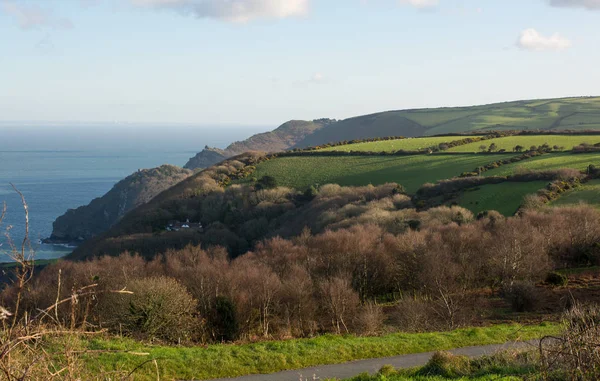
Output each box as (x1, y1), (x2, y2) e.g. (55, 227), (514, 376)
(45, 165), (192, 244)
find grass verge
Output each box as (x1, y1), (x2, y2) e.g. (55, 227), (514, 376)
(79, 323), (559, 380)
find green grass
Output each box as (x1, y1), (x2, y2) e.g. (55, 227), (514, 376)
(244, 154), (516, 193)
(447, 135), (600, 153)
(483, 153), (600, 177)
(456, 181), (548, 216)
(318, 136), (480, 153)
(79, 324), (559, 380)
(550, 179), (600, 209)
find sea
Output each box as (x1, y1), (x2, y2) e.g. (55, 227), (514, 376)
(0, 124), (267, 262)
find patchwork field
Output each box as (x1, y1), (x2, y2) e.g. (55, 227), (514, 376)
(483, 153), (600, 177)
(456, 181), (549, 216)
(447, 135), (600, 153)
(246, 154), (514, 193)
(551, 179), (600, 209)
(318, 136), (480, 153)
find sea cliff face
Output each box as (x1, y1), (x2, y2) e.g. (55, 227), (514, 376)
(44, 165), (192, 244)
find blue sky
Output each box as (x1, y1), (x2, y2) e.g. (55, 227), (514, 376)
(1, 0), (599, 127)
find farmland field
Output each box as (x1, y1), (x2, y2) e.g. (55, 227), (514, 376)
(483, 153), (600, 177)
(447, 135), (600, 153)
(243, 154), (516, 193)
(551, 179), (600, 209)
(318, 136), (480, 153)
(457, 181), (548, 216)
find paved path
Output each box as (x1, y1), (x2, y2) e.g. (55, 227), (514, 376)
(207, 341), (538, 381)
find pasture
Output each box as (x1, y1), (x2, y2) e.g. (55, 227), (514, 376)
(456, 181), (548, 216)
(447, 135), (600, 153)
(245, 154), (515, 193)
(318, 136), (479, 153)
(551, 179), (600, 209)
(483, 153), (600, 177)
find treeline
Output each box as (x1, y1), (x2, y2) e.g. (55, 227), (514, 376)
(5, 205), (600, 344)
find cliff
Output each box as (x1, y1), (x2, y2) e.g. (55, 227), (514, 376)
(45, 165), (192, 244)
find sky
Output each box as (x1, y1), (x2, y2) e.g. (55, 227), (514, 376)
(0, 0), (599, 127)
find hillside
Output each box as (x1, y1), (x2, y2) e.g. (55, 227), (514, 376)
(67, 132), (600, 260)
(184, 119), (334, 169)
(294, 97), (600, 148)
(44, 165), (192, 244)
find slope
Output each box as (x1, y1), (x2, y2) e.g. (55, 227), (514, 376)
(184, 119), (334, 169)
(294, 97), (600, 148)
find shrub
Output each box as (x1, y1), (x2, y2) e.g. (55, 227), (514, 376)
(256, 175), (278, 190)
(540, 303), (600, 379)
(105, 276), (199, 343)
(545, 271), (568, 287)
(503, 281), (540, 312)
(418, 351), (471, 377)
(356, 302), (385, 336)
(212, 296), (239, 342)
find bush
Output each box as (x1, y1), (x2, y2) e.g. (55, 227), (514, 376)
(418, 351), (471, 377)
(356, 302), (385, 336)
(545, 271), (568, 287)
(105, 276), (199, 343)
(212, 296), (239, 342)
(256, 175), (278, 190)
(503, 282), (540, 313)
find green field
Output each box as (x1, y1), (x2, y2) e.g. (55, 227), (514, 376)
(297, 97), (600, 148)
(447, 135), (600, 153)
(247, 154), (515, 193)
(483, 153), (600, 177)
(456, 181), (548, 216)
(79, 324), (558, 381)
(420, 98), (600, 136)
(551, 179), (600, 209)
(319, 136), (480, 153)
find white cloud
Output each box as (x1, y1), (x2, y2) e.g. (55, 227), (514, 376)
(130, 0), (309, 23)
(517, 28), (572, 51)
(0, 0), (73, 30)
(399, 0), (439, 8)
(548, 0), (600, 10)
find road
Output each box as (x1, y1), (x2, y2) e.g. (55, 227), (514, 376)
(207, 341), (537, 381)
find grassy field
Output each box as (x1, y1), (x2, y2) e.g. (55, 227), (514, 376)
(483, 153), (600, 177)
(245, 154), (515, 193)
(551, 179), (600, 209)
(447, 135), (600, 153)
(79, 324), (558, 380)
(296, 97), (600, 147)
(318, 136), (480, 153)
(456, 181), (548, 216)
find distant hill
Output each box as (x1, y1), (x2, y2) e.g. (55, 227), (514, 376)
(184, 97), (600, 169)
(45, 165), (192, 244)
(293, 97), (600, 148)
(184, 119), (335, 169)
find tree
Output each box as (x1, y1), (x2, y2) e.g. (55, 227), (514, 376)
(488, 143), (498, 152)
(256, 175), (278, 190)
(212, 296), (239, 342)
(514, 145), (524, 152)
(479, 145), (487, 152)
